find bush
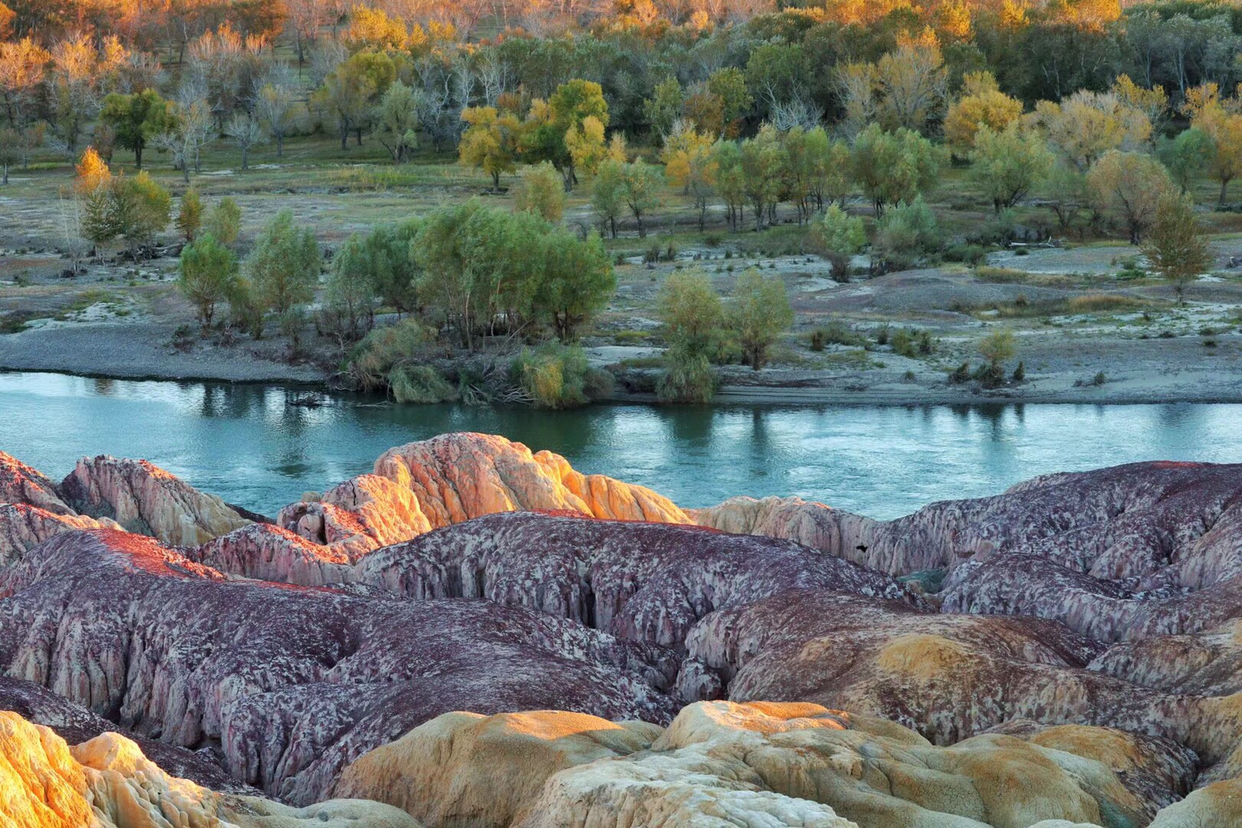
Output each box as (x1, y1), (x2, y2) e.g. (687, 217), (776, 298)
(205, 197), (241, 247)
(1012, 361), (1026, 382)
(812, 320), (867, 349)
(657, 347), (715, 403)
(390, 364), (457, 404)
(812, 205), (866, 281)
(945, 244), (988, 265)
(511, 344), (602, 409)
(875, 196), (941, 270)
(347, 318), (438, 390)
(515, 162), (566, 222)
(949, 362), (971, 383)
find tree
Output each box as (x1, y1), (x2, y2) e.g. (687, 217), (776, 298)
(177, 190), (204, 241)
(516, 162), (566, 222)
(520, 79), (609, 191)
(592, 160), (625, 238)
(978, 328), (1016, 385)
(729, 270), (793, 370)
(224, 112), (266, 171)
(1157, 128), (1214, 194)
(313, 49), (395, 150)
(1087, 150), (1175, 244)
(706, 68), (752, 138)
(206, 198), (242, 247)
(246, 209), (319, 322)
(874, 196), (942, 270)
(620, 160), (661, 238)
(179, 234), (238, 331)
(741, 125), (787, 230)
(365, 219), (423, 316)
(713, 140), (746, 231)
(459, 106), (520, 189)
(1040, 162), (1088, 231)
(970, 125), (1053, 213)
(324, 233), (379, 341)
(76, 149), (116, 251)
(1142, 193), (1212, 304)
(537, 228), (615, 343)
(644, 76), (683, 140)
(1031, 91), (1152, 172)
(656, 269), (722, 403)
(662, 123), (717, 230)
(112, 172), (172, 254)
(873, 35), (949, 134)
(1184, 85), (1242, 206)
(851, 124), (941, 217)
(0, 38), (49, 131)
(255, 78), (299, 158)
(944, 71), (1023, 154)
(812, 205), (866, 281)
(805, 127), (850, 211)
(100, 89), (171, 170)
(373, 80), (419, 164)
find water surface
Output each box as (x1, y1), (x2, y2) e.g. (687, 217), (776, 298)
(2, 371), (1240, 520)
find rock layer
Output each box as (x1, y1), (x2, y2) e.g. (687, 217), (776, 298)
(0, 710), (419, 828)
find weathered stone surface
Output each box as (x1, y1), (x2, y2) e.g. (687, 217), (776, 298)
(333, 710), (662, 826)
(694, 462), (1242, 585)
(352, 511), (918, 651)
(349, 701), (1181, 828)
(0, 710), (420, 828)
(0, 528), (680, 804)
(0, 451), (74, 514)
(0, 503), (110, 567)
(370, 432), (692, 527)
(57, 455), (252, 546)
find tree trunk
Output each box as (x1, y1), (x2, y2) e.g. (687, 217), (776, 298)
(135, 146), (143, 169)
(241, 146), (249, 171)
(355, 128), (363, 147)
(2, 162), (8, 185)
(340, 123), (349, 151)
(492, 170), (500, 189)
(1220, 178), (1231, 208)
(276, 134), (284, 157)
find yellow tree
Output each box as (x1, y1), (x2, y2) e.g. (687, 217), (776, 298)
(661, 122), (717, 230)
(1030, 90), (1152, 172)
(565, 115), (608, 178)
(459, 106), (520, 189)
(943, 71), (1023, 154)
(1184, 84), (1242, 206)
(1086, 150), (1175, 244)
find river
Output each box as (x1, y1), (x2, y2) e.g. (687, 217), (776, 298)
(2, 371), (1241, 520)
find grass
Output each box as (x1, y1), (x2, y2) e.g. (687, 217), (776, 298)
(963, 293), (1154, 319)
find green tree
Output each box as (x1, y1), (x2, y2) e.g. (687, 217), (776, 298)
(99, 89), (170, 169)
(246, 209), (320, 324)
(324, 233), (379, 340)
(179, 233), (238, 331)
(536, 228), (615, 343)
(978, 328), (1016, 385)
(113, 171), (171, 253)
(713, 140), (746, 231)
(520, 79), (609, 191)
(592, 159), (626, 238)
(1156, 127), (1214, 194)
(644, 76), (683, 141)
(812, 205), (866, 281)
(620, 160), (661, 238)
(656, 269), (723, 403)
(969, 125), (1053, 213)
(365, 219), (422, 315)
(313, 50), (395, 150)
(741, 125), (787, 230)
(729, 269), (794, 370)
(206, 198), (242, 247)
(707, 68), (753, 137)
(851, 124), (941, 217)
(177, 190), (203, 241)
(373, 80), (419, 164)
(516, 161), (567, 222)
(1142, 193), (1212, 304)
(874, 196), (941, 270)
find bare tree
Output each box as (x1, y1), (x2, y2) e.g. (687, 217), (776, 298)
(255, 66), (301, 157)
(224, 112), (266, 171)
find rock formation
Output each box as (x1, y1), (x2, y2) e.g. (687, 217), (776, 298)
(0, 528), (680, 804)
(58, 455), (252, 545)
(0, 710), (419, 828)
(339, 700), (1198, 828)
(0, 451), (74, 515)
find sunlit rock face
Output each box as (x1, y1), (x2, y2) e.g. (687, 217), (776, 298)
(0, 528), (681, 804)
(0, 451), (75, 515)
(0, 711), (420, 828)
(338, 701), (1186, 828)
(58, 455), (252, 545)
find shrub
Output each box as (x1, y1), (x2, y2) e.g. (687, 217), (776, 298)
(949, 362), (971, 383)
(811, 205), (866, 281)
(945, 244), (988, 265)
(515, 162), (567, 222)
(657, 347), (715, 403)
(1012, 361), (1025, 382)
(390, 364), (457, 404)
(206, 197), (242, 247)
(874, 196), (941, 270)
(511, 344), (602, 409)
(347, 318), (438, 390)
(178, 233), (237, 331)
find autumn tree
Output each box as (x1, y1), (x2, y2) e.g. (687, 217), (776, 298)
(520, 79), (609, 191)
(255, 71), (300, 157)
(943, 71), (1023, 154)
(1142, 193), (1212, 304)
(179, 234), (238, 331)
(459, 105), (521, 189)
(1086, 150), (1175, 244)
(1030, 90), (1152, 172)
(224, 112), (266, 171)
(1183, 84), (1242, 206)
(970, 125), (1053, 213)
(661, 122), (717, 230)
(177, 190), (203, 241)
(728, 269), (793, 370)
